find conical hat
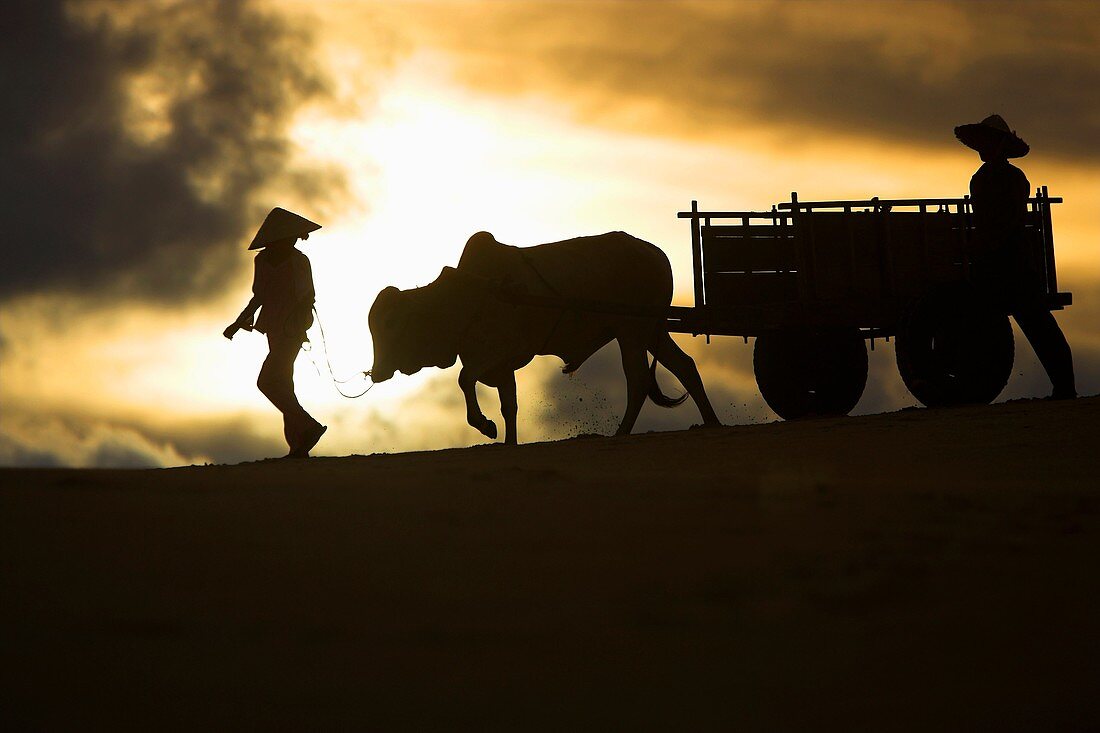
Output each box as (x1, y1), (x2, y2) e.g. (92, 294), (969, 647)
(954, 114), (1029, 158)
(248, 207), (322, 249)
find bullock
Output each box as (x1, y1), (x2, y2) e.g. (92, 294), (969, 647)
(368, 231), (720, 444)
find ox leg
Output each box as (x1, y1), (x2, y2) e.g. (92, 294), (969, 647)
(616, 338), (650, 436)
(654, 332), (721, 426)
(495, 371), (519, 446)
(459, 366), (497, 440)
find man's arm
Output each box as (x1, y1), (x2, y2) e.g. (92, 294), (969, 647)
(224, 259), (264, 340)
(224, 296), (260, 340)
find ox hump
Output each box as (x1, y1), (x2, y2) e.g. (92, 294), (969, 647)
(466, 231), (498, 247)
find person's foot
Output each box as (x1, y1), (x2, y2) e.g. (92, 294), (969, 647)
(288, 422), (327, 458)
(1047, 389), (1077, 401)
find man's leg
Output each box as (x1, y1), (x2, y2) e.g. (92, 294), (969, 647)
(258, 335), (314, 452)
(1012, 307), (1076, 398)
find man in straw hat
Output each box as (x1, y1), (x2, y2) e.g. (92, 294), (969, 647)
(955, 114), (1076, 400)
(224, 207), (328, 457)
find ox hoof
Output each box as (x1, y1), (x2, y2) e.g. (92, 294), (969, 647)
(480, 419), (498, 440)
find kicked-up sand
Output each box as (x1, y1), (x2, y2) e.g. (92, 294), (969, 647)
(2, 397), (1099, 730)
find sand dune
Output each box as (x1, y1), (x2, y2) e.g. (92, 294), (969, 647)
(3, 397), (1099, 730)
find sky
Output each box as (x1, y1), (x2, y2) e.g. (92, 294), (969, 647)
(2, 0), (1099, 467)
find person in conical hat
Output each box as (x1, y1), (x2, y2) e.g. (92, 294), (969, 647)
(954, 114), (1030, 160)
(224, 207), (328, 457)
(955, 115), (1075, 399)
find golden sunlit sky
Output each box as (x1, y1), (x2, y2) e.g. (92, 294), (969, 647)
(3, 0), (1099, 466)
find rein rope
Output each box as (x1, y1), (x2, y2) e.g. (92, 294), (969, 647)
(303, 306), (374, 399)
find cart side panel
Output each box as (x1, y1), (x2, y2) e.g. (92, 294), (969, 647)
(801, 214), (883, 300)
(700, 223), (799, 308)
(912, 212), (970, 287)
(881, 212), (969, 294)
(1023, 209), (1051, 296)
(704, 272), (800, 308)
(701, 225), (797, 272)
(799, 212), (974, 300)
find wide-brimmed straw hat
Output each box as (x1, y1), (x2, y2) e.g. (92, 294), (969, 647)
(954, 114), (1029, 158)
(248, 207), (322, 250)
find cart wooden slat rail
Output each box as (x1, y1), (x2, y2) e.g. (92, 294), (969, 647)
(667, 189), (1072, 418)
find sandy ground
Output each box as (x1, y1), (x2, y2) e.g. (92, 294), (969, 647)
(2, 397), (1099, 731)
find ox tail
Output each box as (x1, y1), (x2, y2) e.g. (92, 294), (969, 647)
(647, 356), (688, 408)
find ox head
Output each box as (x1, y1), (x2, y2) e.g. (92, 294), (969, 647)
(368, 270), (465, 382)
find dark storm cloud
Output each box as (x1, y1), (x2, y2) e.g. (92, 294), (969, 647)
(419, 0), (1100, 162)
(2, 0), (343, 302)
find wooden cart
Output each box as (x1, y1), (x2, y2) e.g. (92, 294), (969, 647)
(667, 189), (1071, 419)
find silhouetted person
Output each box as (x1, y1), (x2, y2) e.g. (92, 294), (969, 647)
(955, 115), (1076, 399)
(224, 207), (328, 457)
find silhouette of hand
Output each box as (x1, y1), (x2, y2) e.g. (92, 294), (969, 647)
(224, 313), (256, 339)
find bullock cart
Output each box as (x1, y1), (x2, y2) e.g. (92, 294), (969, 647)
(666, 189), (1071, 419)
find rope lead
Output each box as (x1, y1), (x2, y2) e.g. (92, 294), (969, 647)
(305, 306), (374, 398)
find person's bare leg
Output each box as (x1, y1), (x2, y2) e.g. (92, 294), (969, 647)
(1013, 307), (1076, 398)
(259, 335), (321, 455)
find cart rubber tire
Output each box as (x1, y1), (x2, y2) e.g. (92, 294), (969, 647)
(895, 292), (1014, 408)
(753, 330), (868, 420)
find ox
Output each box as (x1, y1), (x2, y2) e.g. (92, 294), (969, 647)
(368, 231), (720, 444)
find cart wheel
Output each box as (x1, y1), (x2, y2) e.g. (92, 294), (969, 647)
(895, 293), (1014, 408)
(753, 330), (868, 420)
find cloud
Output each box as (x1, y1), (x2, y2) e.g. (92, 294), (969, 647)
(0, 399), (311, 467)
(124, 415), (287, 466)
(398, 0), (1100, 163)
(0, 411), (211, 468)
(2, 0), (345, 303)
